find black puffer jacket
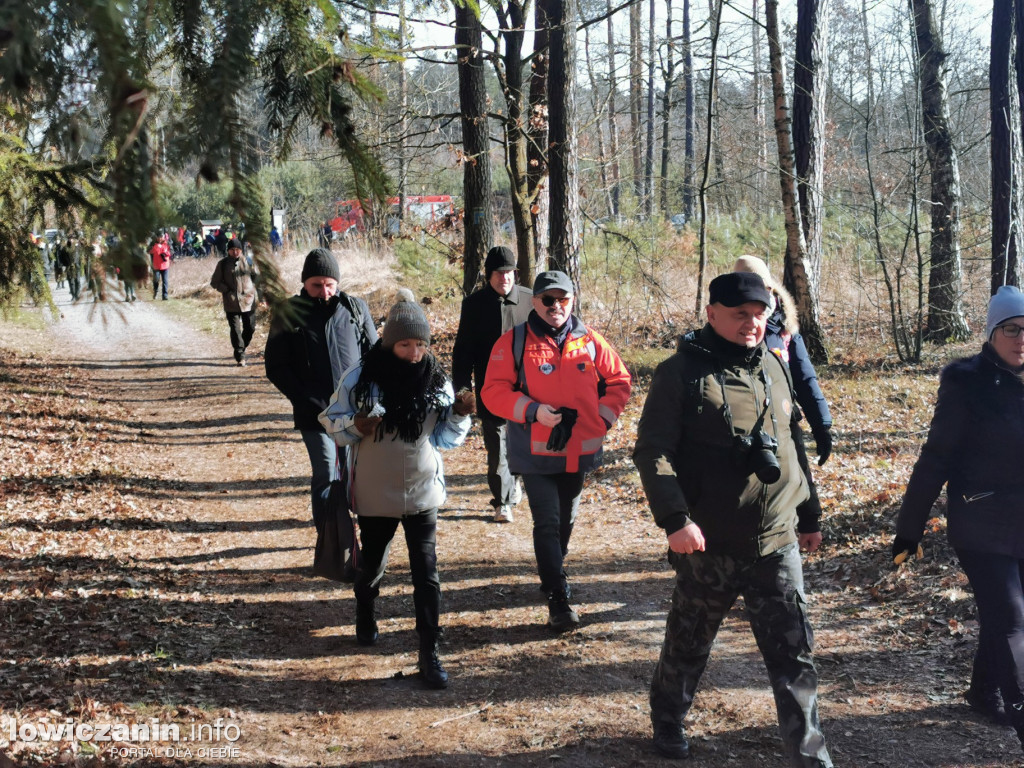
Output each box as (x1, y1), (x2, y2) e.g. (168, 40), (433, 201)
(633, 325), (815, 559)
(897, 344), (1024, 557)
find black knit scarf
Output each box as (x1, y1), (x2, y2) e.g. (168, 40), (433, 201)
(352, 341), (449, 442)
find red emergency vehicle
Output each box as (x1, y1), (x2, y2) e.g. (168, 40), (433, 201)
(329, 195), (455, 237)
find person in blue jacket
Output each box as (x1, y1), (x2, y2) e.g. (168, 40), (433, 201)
(734, 256), (833, 466)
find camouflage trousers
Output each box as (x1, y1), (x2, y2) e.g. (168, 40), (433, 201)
(650, 542), (833, 768)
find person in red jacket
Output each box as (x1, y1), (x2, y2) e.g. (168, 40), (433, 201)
(149, 233), (172, 300)
(482, 270), (631, 631)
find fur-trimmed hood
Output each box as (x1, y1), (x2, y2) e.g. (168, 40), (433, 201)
(764, 278), (800, 336)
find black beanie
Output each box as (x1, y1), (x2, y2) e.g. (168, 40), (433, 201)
(484, 245), (517, 276)
(301, 248), (340, 283)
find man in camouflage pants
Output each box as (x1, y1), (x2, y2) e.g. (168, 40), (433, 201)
(632, 271), (833, 766)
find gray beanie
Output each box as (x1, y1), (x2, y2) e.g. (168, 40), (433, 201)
(382, 288), (431, 348)
(301, 248), (340, 283)
(987, 285), (1024, 340)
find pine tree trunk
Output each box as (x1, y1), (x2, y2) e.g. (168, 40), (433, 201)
(793, 0), (829, 296)
(630, 0), (643, 201)
(498, 0), (538, 284)
(529, 0), (551, 272)
(455, 3), (495, 295)
(547, 0), (582, 292)
(911, 0), (969, 341)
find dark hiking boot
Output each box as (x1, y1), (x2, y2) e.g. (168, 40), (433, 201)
(966, 686), (1009, 725)
(652, 721), (690, 760)
(546, 591), (580, 632)
(1009, 701), (1024, 753)
(355, 600), (378, 646)
(418, 641), (449, 689)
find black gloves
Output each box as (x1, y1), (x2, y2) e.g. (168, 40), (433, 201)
(891, 535), (923, 565)
(546, 407), (578, 452)
(813, 427), (832, 466)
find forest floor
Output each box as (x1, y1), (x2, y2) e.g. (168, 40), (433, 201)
(1, 256), (1022, 768)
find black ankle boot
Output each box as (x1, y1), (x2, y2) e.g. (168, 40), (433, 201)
(1007, 701), (1024, 753)
(546, 589), (580, 632)
(966, 686), (1009, 725)
(355, 600), (378, 646)
(418, 640), (448, 689)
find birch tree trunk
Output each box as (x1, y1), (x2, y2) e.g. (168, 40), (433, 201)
(991, 0), (1017, 290)
(643, 0), (656, 218)
(695, 0), (722, 315)
(752, 0), (769, 212)
(606, 0), (621, 218)
(659, 0), (675, 217)
(766, 0), (828, 362)
(683, 0), (695, 222)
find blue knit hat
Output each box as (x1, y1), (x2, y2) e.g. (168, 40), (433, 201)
(987, 285), (1024, 340)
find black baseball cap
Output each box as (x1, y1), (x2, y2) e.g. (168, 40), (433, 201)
(533, 270), (574, 295)
(708, 271), (771, 307)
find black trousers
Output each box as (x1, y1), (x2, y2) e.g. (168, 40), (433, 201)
(481, 414), (517, 507)
(226, 310), (255, 360)
(956, 547), (1024, 710)
(355, 510), (440, 641)
(522, 472), (584, 595)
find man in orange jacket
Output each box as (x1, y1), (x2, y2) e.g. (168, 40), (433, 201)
(482, 271), (631, 631)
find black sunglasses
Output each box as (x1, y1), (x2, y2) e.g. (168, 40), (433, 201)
(540, 295), (571, 308)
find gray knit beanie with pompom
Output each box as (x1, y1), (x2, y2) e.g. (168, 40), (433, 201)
(382, 288), (431, 348)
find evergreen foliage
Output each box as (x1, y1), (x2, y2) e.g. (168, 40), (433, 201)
(0, 0), (387, 308)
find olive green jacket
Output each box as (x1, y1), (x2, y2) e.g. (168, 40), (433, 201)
(633, 325), (815, 558)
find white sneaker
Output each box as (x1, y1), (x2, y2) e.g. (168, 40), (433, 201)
(493, 505), (513, 523)
(509, 479), (523, 506)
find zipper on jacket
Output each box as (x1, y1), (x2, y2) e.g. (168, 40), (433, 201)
(963, 491), (994, 503)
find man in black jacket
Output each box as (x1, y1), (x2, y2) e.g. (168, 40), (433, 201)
(452, 246), (532, 522)
(265, 248), (377, 524)
(632, 271), (832, 767)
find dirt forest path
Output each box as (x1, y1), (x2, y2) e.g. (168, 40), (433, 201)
(1, 279), (1022, 767)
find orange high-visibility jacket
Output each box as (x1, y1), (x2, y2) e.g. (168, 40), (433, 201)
(482, 318), (631, 474)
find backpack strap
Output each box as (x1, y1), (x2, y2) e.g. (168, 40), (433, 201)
(512, 321), (528, 395)
(338, 293), (373, 356)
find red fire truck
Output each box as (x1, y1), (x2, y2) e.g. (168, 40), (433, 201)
(329, 195), (455, 237)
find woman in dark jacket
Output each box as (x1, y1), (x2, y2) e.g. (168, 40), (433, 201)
(895, 285), (1024, 750)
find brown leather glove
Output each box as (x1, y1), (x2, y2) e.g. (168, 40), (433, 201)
(353, 413), (383, 437)
(453, 390), (476, 416)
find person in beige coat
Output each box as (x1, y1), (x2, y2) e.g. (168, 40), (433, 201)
(320, 290), (474, 688)
(210, 238), (259, 365)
